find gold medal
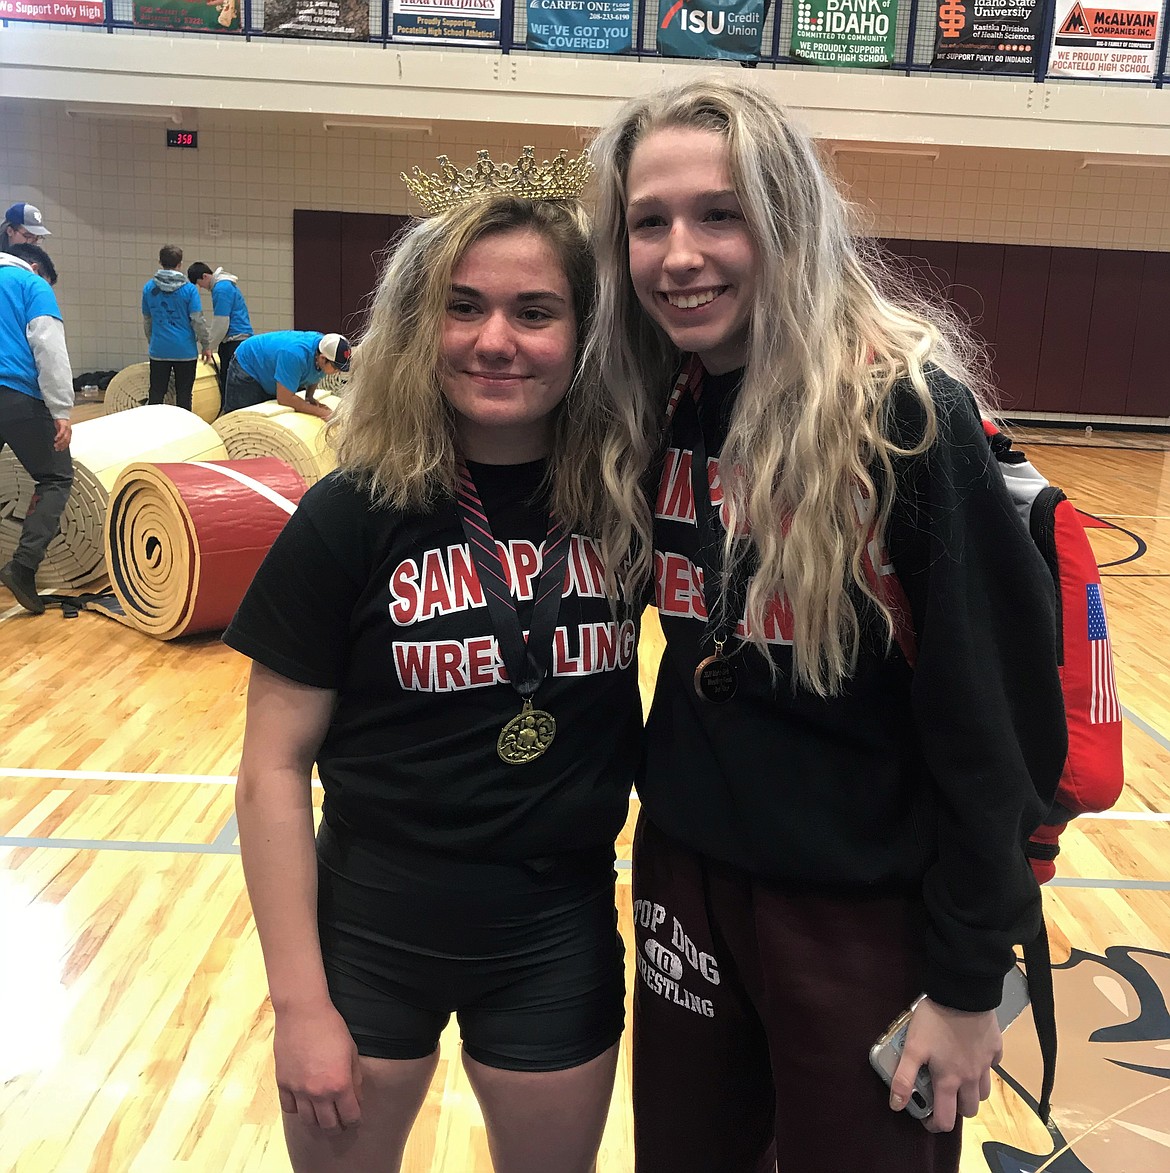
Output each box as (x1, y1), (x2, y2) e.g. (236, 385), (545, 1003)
(497, 699), (557, 764)
(694, 639), (737, 704)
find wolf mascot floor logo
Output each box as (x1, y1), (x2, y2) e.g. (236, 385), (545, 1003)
(656, 0), (765, 59)
(986, 945), (1170, 1171)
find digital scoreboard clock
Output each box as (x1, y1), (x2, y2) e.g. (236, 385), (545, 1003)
(167, 129), (198, 149)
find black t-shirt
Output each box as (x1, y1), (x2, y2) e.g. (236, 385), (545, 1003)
(644, 366), (1068, 1011)
(224, 460), (641, 863)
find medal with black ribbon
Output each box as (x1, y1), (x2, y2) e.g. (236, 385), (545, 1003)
(455, 458), (569, 764)
(666, 358), (747, 705)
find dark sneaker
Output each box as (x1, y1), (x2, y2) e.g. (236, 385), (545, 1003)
(0, 561), (46, 615)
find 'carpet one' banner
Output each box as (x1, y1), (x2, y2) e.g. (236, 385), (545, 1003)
(526, 0), (633, 51)
(264, 0), (369, 37)
(933, 0), (1044, 71)
(392, 0), (500, 43)
(0, 0), (104, 22)
(133, 0), (239, 28)
(1047, 0), (1164, 78)
(792, 0), (896, 66)
(656, 0), (767, 60)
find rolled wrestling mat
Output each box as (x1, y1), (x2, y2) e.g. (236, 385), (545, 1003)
(0, 405), (227, 592)
(103, 360), (221, 422)
(104, 458), (307, 640)
(211, 394), (340, 486)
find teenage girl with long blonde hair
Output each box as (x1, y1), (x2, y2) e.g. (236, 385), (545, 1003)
(588, 76), (1068, 1173)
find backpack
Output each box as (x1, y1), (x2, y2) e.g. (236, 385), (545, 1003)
(865, 420), (1125, 1123)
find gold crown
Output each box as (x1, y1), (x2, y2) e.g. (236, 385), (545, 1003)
(401, 146), (593, 216)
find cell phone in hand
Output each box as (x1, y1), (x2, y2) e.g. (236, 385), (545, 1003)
(868, 963), (1031, 1119)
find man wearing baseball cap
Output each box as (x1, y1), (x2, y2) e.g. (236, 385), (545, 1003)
(2, 203), (52, 251)
(221, 329), (350, 420)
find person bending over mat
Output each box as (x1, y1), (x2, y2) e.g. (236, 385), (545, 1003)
(225, 148), (640, 1173)
(586, 77), (1069, 1173)
(221, 329), (349, 420)
(187, 261), (253, 391)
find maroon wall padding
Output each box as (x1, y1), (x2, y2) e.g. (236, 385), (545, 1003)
(295, 210), (412, 341)
(293, 210), (343, 333)
(1125, 251), (1170, 417)
(1034, 249), (1097, 414)
(951, 242), (1004, 351)
(992, 245), (1051, 413)
(1079, 249), (1144, 416)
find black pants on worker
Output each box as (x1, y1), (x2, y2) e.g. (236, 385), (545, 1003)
(148, 358), (198, 412)
(0, 386), (73, 575)
(216, 337), (246, 393)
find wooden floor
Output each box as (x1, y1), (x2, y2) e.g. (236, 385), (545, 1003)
(2, 427), (1169, 1173)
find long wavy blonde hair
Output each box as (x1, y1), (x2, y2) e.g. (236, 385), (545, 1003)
(588, 77), (992, 695)
(332, 196), (626, 577)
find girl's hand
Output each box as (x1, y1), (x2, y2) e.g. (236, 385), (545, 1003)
(890, 998), (1001, 1133)
(273, 1002), (363, 1132)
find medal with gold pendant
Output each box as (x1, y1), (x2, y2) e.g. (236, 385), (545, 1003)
(497, 698), (557, 764)
(694, 637), (738, 704)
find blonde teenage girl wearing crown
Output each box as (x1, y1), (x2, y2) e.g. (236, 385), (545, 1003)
(587, 78), (1069, 1173)
(226, 158), (639, 1172)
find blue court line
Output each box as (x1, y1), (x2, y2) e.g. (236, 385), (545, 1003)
(0, 836), (240, 855)
(212, 815), (239, 850)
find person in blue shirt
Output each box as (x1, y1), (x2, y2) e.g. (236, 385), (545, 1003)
(188, 261), (253, 392)
(141, 244), (210, 413)
(0, 243), (74, 615)
(2, 202), (52, 251)
(222, 329), (350, 421)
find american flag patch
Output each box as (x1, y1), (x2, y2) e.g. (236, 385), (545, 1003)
(1087, 583), (1121, 724)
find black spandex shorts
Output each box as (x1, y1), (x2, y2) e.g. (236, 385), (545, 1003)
(316, 820), (625, 1072)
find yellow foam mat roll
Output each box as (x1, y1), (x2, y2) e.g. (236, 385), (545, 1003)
(0, 405), (227, 592)
(211, 394), (340, 486)
(103, 360), (222, 423)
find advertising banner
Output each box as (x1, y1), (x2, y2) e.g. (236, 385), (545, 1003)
(133, 0), (239, 29)
(656, 0), (767, 60)
(0, 0), (104, 23)
(264, 0), (369, 38)
(933, 0), (1044, 71)
(526, 0), (633, 52)
(791, 0), (896, 66)
(1048, 0), (1164, 78)
(392, 0), (500, 44)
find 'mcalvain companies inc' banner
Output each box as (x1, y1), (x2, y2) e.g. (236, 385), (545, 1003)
(933, 0), (1044, 71)
(1048, 0), (1164, 78)
(526, 0), (633, 51)
(656, 0), (767, 60)
(392, 0), (500, 43)
(792, 0), (897, 66)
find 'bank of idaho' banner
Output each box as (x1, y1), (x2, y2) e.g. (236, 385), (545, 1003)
(934, 0), (1044, 71)
(264, 0), (368, 37)
(0, 0), (103, 22)
(792, 0), (896, 66)
(1047, 0), (1163, 77)
(392, 0), (500, 43)
(134, 0), (239, 28)
(527, 0), (633, 51)
(657, 0), (767, 60)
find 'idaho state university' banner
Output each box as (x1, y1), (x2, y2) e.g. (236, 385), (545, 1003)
(657, 0), (767, 60)
(792, 0), (897, 66)
(133, 0), (239, 28)
(933, 0), (1044, 71)
(1047, 0), (1163, 77)
(526, 0), (633, 51)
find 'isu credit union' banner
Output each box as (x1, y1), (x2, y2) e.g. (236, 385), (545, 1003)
(0, 0), (104, 22)
(791, 0), (897, 66)
(1047, 0), (1163, 78)
(134, 0), (239, 28)
(933, 0), (1044, 71)
(527, 0), (633, 51)
(392, 0), (500, 43)
(656, 0), (767, 60)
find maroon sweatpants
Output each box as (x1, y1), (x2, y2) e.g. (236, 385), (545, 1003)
(631, 813), (963, 1173)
